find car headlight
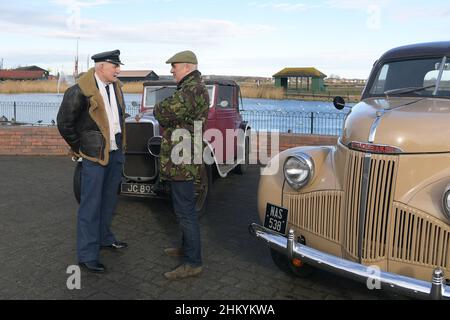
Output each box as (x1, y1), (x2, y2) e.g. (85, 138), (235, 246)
(283, 153), (314, 190)
(442, 185), (450, 219)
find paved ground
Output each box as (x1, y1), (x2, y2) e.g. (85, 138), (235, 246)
(0, 156), (403, 300)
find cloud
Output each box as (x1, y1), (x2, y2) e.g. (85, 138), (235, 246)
(0, 4), (274, 45)
(392, 5), (450, 22)
(0, 50), (76, 69)
(0, 7), (66, 29)
(248, 2), (308, 11)
(52, 0), (110, 8)
(326, 0), (390, 10)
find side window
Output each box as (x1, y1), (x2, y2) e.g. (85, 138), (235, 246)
(440, 72), (450, 92)
(207, 86), (214, 108)
(370, 64), (389, 94)
(217, 85), (235, 109)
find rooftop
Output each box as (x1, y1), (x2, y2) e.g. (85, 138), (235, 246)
(273, 68), (327, 78)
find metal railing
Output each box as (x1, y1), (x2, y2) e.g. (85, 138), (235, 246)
(0, 101), (140, 126)
(0, 101), (348, 136)
(241, 110), (348, 136)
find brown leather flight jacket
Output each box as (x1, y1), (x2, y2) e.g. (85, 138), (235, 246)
(57, 68), (126, 166)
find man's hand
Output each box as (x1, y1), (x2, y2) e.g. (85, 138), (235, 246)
(69, 148), (81, 161)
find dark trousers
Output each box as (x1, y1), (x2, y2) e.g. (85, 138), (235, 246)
(77, 150), (124, 263)
(170, 181), (202, 267)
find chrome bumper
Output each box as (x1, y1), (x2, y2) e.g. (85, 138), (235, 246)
(249, 223), (450, 300)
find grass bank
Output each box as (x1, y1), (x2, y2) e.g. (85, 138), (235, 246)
(0, 80), (145, 94)
(0, 80), (69, 94)
(238, 82), (362, 102)
(239, 85), (285, 100)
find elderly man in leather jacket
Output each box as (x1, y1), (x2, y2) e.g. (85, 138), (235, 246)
(57, 50), (128, 274)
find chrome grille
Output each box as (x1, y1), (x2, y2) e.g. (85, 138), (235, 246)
(286, 191), (342, 243)
(391, 203), (450, 269)
(343, 150), (398, 261)
(123, 122), (158, 180)
(343, 150), (364, 258)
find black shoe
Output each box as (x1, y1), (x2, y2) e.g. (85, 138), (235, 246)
(102, 241), (128, 250)
(79, 261), (106, 273)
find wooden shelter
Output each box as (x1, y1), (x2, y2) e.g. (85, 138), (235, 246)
(273, 67), (327, 92)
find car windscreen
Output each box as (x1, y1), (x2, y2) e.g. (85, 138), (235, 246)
(368, 56), (450, 98)
(216, 85), (237, 109)
(145, 86), (176, 108)
(144, 85), (214, 108)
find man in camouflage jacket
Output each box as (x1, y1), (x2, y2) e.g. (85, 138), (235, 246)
(153, 50), (210, 280)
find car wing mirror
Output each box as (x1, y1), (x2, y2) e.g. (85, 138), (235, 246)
(333, 96), (346, 110)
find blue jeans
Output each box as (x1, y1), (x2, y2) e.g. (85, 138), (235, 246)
(170, 181), (202, 267)
(77, 150), (124, 263)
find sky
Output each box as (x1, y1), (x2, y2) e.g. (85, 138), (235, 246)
(0, 0), (449, 79)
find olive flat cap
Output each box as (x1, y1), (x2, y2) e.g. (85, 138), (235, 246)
(91, 49), (124, 65)
(166, 50), (198, 64)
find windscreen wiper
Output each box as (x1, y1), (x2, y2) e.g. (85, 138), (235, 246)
(146, 86), (169, 93)
(384, 84), (436, 96)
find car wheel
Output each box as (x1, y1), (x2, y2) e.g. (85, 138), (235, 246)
(270, 248), (292, 275)
(73, 162), (82, 204)
(270, 248), (315, 278)
(235, 135), (250, 175)
(194, 164), (212, 218)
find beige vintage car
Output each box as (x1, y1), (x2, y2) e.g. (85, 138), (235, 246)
(250, 41), (450, 299)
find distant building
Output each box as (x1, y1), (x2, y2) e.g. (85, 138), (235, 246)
(15, 65), (48, 73)
(273, 67), (327, 92)
(118, 70), (159, 82)
(0, 67), (49, 81)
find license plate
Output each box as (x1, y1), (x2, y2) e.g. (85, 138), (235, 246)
(264, 203), (289, 235)
(121, 183), (154, 196)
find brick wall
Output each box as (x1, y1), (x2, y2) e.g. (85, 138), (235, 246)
(0, 126), (338, 156)
(0, 126), (69, 156)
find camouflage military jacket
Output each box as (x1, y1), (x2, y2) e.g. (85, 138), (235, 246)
(153, 70), (210, 181)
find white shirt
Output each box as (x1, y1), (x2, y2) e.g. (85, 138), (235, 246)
(94, 73), (121, 151)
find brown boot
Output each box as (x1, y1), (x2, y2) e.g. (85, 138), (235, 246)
(164, 247), (185, 257)
(164, 264), (203, 280)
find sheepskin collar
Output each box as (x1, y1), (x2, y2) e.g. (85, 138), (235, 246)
(78, 68), (123, 96)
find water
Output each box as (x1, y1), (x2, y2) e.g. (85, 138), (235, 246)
(0, 93), (142, 105)
(242, 97), (353, 113)
(0, 93), (353, 134)
(0, 93), (142, 125)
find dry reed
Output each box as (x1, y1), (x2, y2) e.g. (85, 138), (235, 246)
(0, 80), (69, 94)
(239, 85), (285, 100)
(121, 82), (145, 94)
(0, 80), (146, 94)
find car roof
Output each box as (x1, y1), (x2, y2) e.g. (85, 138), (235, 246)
(143, 79), (238, 87)
(379, 41), (450, 62)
